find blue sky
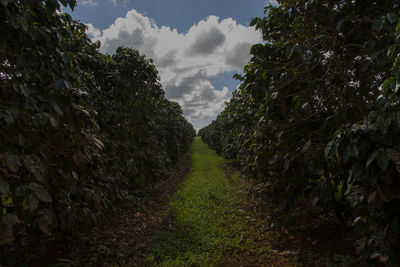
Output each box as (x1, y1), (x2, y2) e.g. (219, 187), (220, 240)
(65, 0), (267, 129)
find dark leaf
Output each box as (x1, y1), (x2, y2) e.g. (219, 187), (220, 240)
(336, 19), (345, 31)
(293, 45), (303, 56)
(301, 140), (311, 153)
(48, 114), (58, 128)
(386, 13), (397, 24)
(52, 103), (64, 117)
(366, 150), (378, 167)
(312, 197), (319, 206)
(27, 183), (52, 203)
(372, 16), (385, 32)
(0, 178), (10, 195)
(6, 154), (21, 173)
(2, 213), (20, 228)
(37, 209), (57, 234)
(377, 150), (389, 171)
(33, 171), (47, 184)
(368, 191), (377, 204)
(250, 18), (259, 27)
(284, 159), (290, 170)
(26, 193), (39, 211)
(285, 45), (294, 59)
(15, 185), (26, 197)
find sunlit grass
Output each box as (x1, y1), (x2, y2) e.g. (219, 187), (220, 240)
(145, 137), (244, 266)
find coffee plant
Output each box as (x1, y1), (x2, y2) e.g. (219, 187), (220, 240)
(199, 0), (400, 264)
(0, 0), (195, 263)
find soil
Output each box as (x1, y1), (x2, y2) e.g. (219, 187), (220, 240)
(27, 153), (191, 267)
(220, 164), (357, 267)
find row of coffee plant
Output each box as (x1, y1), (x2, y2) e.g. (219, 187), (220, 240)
(0, 0), (195, 262)
(199, 1), (400, 264)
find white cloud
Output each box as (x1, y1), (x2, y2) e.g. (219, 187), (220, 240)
(78, 0), (127, 6)
(86, 23), (101, 38)
(88, 9), (262, 129)
(78, 0), (98, 6)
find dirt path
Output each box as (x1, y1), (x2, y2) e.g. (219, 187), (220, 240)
(29, 139), (355, 266)
(48, 154), (191, 266)
(220, 164), (356, 266)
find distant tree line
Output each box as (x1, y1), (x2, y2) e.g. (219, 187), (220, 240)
(0, 0), (195, 263)
(199, 0), (400, 264)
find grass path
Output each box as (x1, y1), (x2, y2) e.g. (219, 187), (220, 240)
(145, 137), (245, 266)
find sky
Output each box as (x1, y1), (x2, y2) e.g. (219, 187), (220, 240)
(64, 0), (269, 130)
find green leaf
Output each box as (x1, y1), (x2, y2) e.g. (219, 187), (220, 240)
(0, 0), (7, 6)
(294, 99), (302, 111)
(0, 178), (10, 195)
(250, 18), (259, 27)
(387, 44), (398, 59)
(387, 13), (398, 24)
(377, 150), (389, 171)
(382, 77), (395, 94)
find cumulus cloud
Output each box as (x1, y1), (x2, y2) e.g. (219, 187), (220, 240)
(88, 9), (262, 129)
(186, 26), (226, 56)
(226, 42), (254, 68)
(86, 23), (101, 38)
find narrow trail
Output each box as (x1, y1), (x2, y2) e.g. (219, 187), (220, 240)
(143, 137), (245, 266)
(51, 137), (350, 266)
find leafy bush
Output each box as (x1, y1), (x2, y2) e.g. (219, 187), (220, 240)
(0, 0), (195, 262)
(199, 0), (400, 264)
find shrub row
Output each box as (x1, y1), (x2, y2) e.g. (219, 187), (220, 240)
(199, 1), (400, 264)
(0, 0), (195, 262)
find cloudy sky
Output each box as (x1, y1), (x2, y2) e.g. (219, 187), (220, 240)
(65, 0), (268, 130)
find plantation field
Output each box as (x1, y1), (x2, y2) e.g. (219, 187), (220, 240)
(2, 0), (400, 265)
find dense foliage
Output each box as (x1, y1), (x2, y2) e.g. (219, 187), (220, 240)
(199, 0), (400, 264)
(0, 0), (195, 263)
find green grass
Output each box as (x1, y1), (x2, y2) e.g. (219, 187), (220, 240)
(145, 137), (244, 266)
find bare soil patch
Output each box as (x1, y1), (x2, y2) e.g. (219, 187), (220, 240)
(221, 164), (356, 267)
